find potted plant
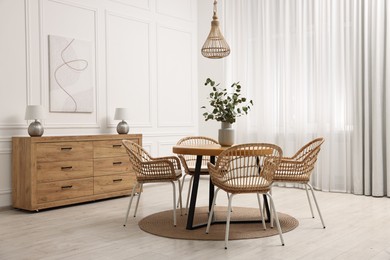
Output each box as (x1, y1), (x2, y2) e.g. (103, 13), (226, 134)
(201, 78), (253, 146)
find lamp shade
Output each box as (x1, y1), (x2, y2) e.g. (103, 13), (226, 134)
(114, 108), (130, 120)
(25, 105), (45, 120)
(201, 0), (230, 59)
(201, 18), (230, 59)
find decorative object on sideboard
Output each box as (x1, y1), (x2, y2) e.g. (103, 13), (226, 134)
(201, 78), (253, 146)
(48, 35), (93, 113)
(201, 0), (230, 59)
(114, 108), (130, 134)
(25, 105), (46, 137)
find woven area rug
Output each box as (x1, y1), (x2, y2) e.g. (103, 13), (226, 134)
(138, 206), (299, 240)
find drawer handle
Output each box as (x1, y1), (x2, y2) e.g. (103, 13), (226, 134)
(113, 179), (123, 183)
(61, 166), (73, 171)
(113, 144), (122, 148)
(113, 162), (122, 165)
(61, 147), (73, 151)
(61, 185), (73, 189)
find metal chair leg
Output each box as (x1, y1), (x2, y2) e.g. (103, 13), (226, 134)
(269, 188), (273, 228)
(307, 183), (326, 228)
(257, 193), (266, 230)
(206, 187), (220, 234)
(123, 183), (138, 226)
(224, 193), (235, 249)
(266, 193), (285, 246)
(305, 184), (315, 218)
(177, 173), (187, 208)
(133, 183), (143, 217)
(171, 181), (177, 226)
(177, 180), (183, 216)
(185, 175), (194, 214)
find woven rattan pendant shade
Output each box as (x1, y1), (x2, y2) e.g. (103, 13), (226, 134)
(201, 0), (230, 59)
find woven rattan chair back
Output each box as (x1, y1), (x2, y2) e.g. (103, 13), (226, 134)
(122, 140), (180, 182)
(176, 136), (218, 175)
(122, 140), (183, 227)
(175, 136), (218, 213)
(273, 137), (326, 228)
(274, 137), (324, 182)
(210, 143), (282, 194)
(206, 143), (285, 248)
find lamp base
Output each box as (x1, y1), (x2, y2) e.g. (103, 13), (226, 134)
(116, 121), (129, 134)
(28, 121), (44, 137)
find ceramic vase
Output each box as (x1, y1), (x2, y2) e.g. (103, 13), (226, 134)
(218, 122), (234, 146)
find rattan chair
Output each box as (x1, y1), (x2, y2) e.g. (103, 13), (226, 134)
(176, 136), (219, 214)
(122, 140), (182, 227)
(206, 143), (284, 249)
(273, 137), (325, 228)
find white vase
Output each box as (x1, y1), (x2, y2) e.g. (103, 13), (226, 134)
(218, 122), (235, 146)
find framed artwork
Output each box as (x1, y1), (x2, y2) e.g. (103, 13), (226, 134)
(48, 35), (94, 113)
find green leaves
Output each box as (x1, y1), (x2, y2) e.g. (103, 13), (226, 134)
(201, 78), (254, 124)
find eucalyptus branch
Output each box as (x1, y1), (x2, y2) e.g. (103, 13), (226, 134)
(201, 78), (253, 124)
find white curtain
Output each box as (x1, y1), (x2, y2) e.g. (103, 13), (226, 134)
(223, 0), (390, 196)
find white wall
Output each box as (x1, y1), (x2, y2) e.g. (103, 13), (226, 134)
(0, 0), (198, 208)
(197, 0), (226, 140)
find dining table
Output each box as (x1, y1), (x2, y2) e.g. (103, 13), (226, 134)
(172, 143), (272, 230)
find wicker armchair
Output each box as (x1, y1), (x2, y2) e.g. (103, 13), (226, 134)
(122, 140), (182, 227)
(273, 137), (325, 228)
(206, 143), (284, 249)
(176, 136), (219, 213)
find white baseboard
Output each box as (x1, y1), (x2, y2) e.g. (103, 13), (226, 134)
(0, 189), (12, 208)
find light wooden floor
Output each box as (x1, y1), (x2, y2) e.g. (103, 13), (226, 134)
(1, 178), (390, 260)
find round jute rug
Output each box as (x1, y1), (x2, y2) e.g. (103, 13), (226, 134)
(138, 206), (299, 240)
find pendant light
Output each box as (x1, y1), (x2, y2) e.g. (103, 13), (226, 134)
(201, 0), (230, 59)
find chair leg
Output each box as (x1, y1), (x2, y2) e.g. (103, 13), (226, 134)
(224, 193), (235, 249)
(307, 183), (326, 228)
(185, 175), (194, 215)
(133, 183), (143, 217)
(123, 183), (138, 226)
(265, 193), (285, 246)
(206, 187), (220, 234)
(171, 181), (177, 227)
(304, 184), (315, 218)
(227, 193), (233, 212)
(269, 188), (273, 228)
(177, 180), (183, 216)
(177, 173), (187, 208)
(257, 193), (266, 230)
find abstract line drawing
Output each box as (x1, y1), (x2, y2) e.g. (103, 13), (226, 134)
(49, 35), (94, 113)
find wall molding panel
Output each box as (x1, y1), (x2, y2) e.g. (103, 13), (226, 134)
(0, 0), (197, 208)
(156, 24), (194, 128)
(105, 10), (153, 128)
(39, 0), (100, 128)
(156, 0), (193, 22)
(0, 138), (12, 154)
(157, 140), (179, 156)
(108, 0), (150, 11)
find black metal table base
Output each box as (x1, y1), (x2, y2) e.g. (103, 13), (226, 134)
(185, 155), (271, 230)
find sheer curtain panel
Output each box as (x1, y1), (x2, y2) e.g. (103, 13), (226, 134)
(224, 0), (390, 196)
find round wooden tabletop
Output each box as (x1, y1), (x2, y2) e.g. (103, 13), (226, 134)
(172, 144), (229, 156)
(172, 144), (274, 157)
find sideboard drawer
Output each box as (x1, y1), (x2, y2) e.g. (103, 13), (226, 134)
(94, 156), (131, 177)
(12, 134), (141, 211)
(36, 142), (93, 162)
(37, 160), (93, 182)
(94, 174), (133, 194)
(37, 178), (93, 203)
(94, 140), (128, 158)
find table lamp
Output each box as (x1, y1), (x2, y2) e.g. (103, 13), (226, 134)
(114, 108), (130, 134)
(25, 105), (45, 137)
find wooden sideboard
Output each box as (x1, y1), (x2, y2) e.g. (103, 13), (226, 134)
(12, 134), (142, 211)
